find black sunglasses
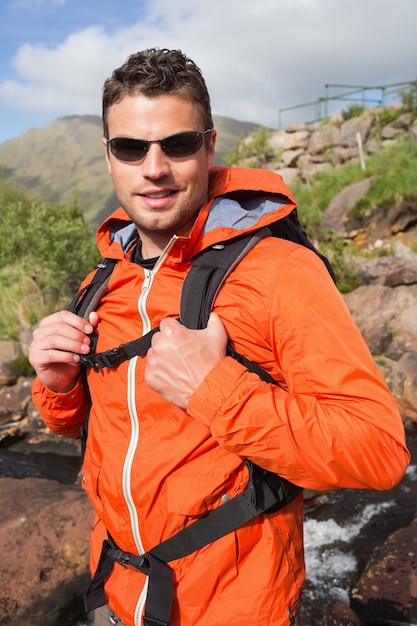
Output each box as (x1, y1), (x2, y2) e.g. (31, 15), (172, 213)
(106, 129), (213, 162)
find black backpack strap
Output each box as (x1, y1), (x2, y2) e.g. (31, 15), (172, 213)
(79, 227), (272, 371)
(66, 257), (159, 371)
(68, 258), (118, 319)
(86, 461), (302, 624)
(76, 215), (335, 372)
(180, 227), (271, 329)
(79, 326), (160, 372)
(83, 536), (117, 611)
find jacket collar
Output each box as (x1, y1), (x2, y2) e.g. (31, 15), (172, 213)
(95, 166), (297, 262)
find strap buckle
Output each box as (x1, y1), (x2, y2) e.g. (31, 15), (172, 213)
(107, 548), (150, 574)
(80, 346), (129, 371)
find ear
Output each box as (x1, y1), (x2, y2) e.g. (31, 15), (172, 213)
(102, 137), (112, 175)
(208, 130), (217, 168)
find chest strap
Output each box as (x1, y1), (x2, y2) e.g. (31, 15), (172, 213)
(84, 461), (302, 626)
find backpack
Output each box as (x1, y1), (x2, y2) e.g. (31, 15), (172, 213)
(69, 210), (335, 373)
(70, 208), (335, 626)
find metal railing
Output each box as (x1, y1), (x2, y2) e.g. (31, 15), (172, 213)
(278, 81), (415, 129)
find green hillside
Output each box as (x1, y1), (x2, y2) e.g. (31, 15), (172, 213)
(0, 114), (260, 229)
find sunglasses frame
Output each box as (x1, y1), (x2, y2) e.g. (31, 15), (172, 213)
(106, 129), (214, 162)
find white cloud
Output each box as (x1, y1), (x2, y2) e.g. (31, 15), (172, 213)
(1, 0), (417, 128)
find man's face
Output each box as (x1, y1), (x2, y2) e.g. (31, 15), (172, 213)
(103, 94), (216, 257)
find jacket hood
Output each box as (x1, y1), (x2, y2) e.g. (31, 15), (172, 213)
(95, 166), (297, 261)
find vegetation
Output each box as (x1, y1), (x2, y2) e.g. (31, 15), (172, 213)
(288, 136), (417, 291)
(348, 137), (417, 218)
(399, 79), (417, 115)
(224, 126), (273, 168)
(341, 103), (365, 120)
(0, 176), (99, 340)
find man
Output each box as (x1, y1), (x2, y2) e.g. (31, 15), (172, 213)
(29, 48), (410, 626)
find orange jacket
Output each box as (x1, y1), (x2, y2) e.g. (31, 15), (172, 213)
(33, 166), (409, 626)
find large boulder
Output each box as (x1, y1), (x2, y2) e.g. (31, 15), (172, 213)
(351, 515), (417, 625)
(0, 477), (93, 626)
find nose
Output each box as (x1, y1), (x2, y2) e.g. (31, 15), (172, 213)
(141, 143), (171, 179)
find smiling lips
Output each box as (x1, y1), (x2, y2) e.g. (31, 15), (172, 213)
(144, 191), (174, 199)
(140, 189), (178, 208)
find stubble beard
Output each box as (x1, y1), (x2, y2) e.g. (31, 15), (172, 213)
(122, 186), (209, 243)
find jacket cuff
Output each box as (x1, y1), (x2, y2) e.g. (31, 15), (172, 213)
(35, 376), (85, 407)
(187, 356), (247, 427)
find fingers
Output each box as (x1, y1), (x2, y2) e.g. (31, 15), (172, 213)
(29, 310), (98, 392)
(206, 312), (228, 345)
(31, 311), (94, 360)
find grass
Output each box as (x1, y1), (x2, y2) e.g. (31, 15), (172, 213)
(0, 264), (68, 340)
(285, 136), (417, 291)
(290, 136), (417, 230)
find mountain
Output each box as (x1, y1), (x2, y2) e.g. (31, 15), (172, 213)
(0, 114), (260, 228)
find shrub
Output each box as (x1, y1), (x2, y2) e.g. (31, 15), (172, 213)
(0, 179), (100, 339)
(224, 126), (273, 167)
(399, 80), (417, 112)
(342, 103), (365, 121)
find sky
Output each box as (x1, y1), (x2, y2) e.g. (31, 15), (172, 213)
(0, 0), (416, 144)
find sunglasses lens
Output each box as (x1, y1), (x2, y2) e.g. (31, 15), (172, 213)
(108, 130), (211, 162)
(109, 138), (148, 162)
(162, 132), (204, 157)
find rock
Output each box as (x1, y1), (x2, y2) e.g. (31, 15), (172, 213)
(266, 128), (310, 153)
(285, 123), (310, 133)
(383, 353), (417, 425)
(272, 166), (300, 186)
(337, 114), (375, 148)
(0, 477), (93, 626)
(356, 256), (417, 286)
(0, 424), (24, 446)
(332, 145), (361, 166)
(390, 112), (413, 129)
(0, 341), (25, 385)
(309, 123), (340, 155)
(0, 341), (24, 363)
(323, 600), (363, 625)
(343, 284), (417, 356)
(298, 153), (333, 179)
(381, 124), (401, 140)
(386, 333), (417, 360)
(280, 148), (305, 167)
(392, 241), (417, 266)
(365, 137), (381, 154)
(19, 326), (34, 357)
(321, 178), (373, 235)
(351, 515), (417, 625)
(0, 379), (32, 424)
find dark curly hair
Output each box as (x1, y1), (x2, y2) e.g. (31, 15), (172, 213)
(102, 48), (213, 137)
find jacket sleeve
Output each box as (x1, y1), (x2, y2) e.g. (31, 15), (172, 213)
(187, 244), (410, 492)
(32, 374), (91, 439)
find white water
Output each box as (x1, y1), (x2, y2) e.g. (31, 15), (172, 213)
(304, 462), (417, 607)
(303, 500), (393, 605)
